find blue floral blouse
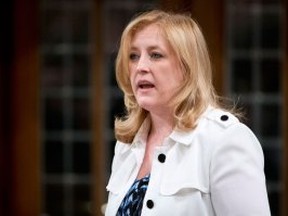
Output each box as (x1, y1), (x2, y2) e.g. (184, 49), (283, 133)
(116, 175), (150, 216)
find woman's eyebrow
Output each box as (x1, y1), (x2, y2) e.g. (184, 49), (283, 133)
(130, 45), (164, 51)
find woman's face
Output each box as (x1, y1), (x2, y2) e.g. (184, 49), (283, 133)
(129, 24), (183, 115)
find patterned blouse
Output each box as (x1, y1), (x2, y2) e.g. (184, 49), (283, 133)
(116, 175), (150, 216)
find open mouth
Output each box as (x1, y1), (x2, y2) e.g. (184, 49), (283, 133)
(138, 81), (155, 89)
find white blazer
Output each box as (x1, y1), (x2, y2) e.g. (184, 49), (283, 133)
(105, 108), (271, 216)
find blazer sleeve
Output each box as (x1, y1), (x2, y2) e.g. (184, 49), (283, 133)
(210, 123), (271, 216)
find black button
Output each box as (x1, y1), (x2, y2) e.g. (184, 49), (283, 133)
(220, 115), (229, 121)
(146, 199), (154, 209)
(158, 153), (166, 163)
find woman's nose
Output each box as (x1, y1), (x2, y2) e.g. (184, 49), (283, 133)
(136, 56), (150, 73)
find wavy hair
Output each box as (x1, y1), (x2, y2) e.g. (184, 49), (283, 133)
(114, 10), (220, 143)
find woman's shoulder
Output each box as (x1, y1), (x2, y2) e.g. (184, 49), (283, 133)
(201, 107), (240, 130)
(196, 107), (258, 144)
(199, 107), (262, 154)
(113, 140), (133, 156)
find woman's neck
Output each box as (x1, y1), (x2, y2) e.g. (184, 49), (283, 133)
(148, 112), (174, 142)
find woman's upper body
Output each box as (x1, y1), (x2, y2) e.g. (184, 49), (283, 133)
(105, 10), (271, 216)
(105, 107), (271, 216)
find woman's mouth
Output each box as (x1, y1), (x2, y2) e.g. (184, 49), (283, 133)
(138, 81), (155, 89)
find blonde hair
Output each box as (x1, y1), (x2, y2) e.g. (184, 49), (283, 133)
(115, 10), (219, 143)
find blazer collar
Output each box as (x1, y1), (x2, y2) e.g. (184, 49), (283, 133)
(131, 116), (197, 147)
(169, 129), (196, 146)
(125, 106), (214, 149)
(169, 106), (214, 146)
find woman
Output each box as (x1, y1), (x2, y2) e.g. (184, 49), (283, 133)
(105, 10), (271, 216)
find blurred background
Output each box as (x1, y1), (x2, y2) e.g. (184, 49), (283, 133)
(0, 0), (287, 215)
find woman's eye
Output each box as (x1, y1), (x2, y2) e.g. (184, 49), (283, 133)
(129, 53), (139, 61)
(150, 52), (163, 59)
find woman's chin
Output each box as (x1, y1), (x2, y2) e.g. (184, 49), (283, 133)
(137, 100), (156, 111)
